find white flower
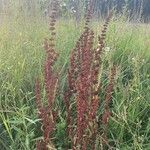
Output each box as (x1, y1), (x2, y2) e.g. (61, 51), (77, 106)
(70, 7), (76, 13)
(73, 10), (76, 13)
(132, 57), (136, 61)
(63, 3), (66, 7)
(96, 48), (100, 52)
(105, 47), (111, 52)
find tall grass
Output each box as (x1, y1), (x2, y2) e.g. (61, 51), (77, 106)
(0, 13), (150, 150)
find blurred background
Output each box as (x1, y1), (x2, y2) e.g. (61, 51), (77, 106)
(0, 0), (150, 23)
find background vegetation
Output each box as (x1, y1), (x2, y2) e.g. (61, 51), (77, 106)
(0, 0), (150, 149)
(0, 0), (150, 22)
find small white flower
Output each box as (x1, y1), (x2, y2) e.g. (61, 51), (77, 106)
(70, 7), (77, 13)
(105, 47), (111, 52)
(96, 48), (99, 52)
(73, 10), (76, 13)
(63, 3), (66, 7)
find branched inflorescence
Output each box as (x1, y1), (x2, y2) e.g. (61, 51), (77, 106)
(35, 0), (59, 150)
(63, 1), (116, 149)
(35, 0), (116, 149)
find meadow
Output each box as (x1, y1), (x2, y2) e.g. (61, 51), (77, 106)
(0, 13), (150, 150)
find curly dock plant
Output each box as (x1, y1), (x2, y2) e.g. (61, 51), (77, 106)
(35, 0), (59, 149)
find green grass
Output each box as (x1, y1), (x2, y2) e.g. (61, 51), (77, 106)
(0, 18), (150, 149)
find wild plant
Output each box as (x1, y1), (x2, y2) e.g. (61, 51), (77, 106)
(63, 1), (116, 149)
(35, 0), (59, 149)
(35, 0), (117, 149)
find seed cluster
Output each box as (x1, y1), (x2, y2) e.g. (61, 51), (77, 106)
(35, 0), (116, 149)
(35, 0), (59, 150)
